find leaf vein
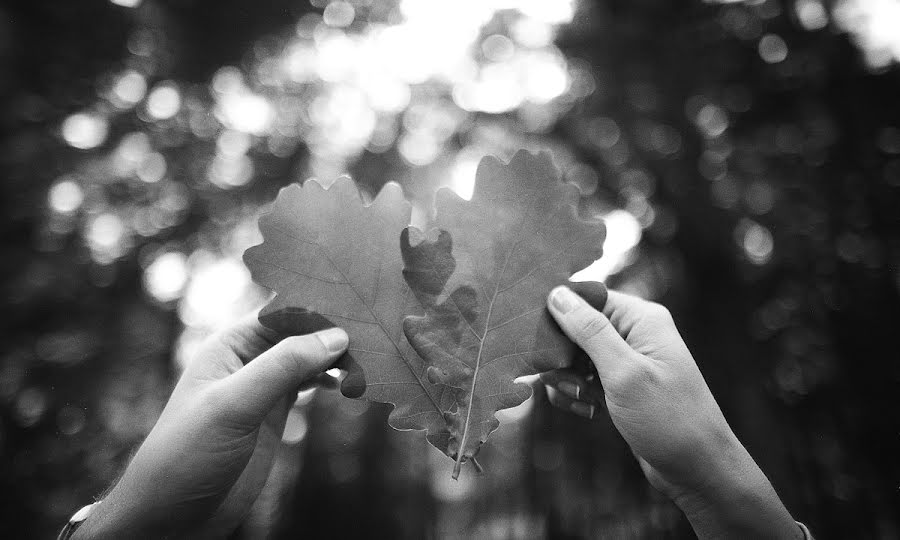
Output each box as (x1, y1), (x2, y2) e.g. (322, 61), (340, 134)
(486, 306), (545, 333)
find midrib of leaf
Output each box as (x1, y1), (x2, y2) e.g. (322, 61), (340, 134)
(451, 198), (572, 479)
(452, 244), (513, 479)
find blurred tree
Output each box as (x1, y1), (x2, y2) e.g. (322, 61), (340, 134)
(0, 0), (898, 538)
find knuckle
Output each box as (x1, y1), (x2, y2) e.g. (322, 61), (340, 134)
(647, 303), (673, 323)
(281, 335), (328, 372)
(305, 334), (331, 357)
(576, 312), (611, 341)
(280, 339), (310, 369)
(611, 359), (659, 391)
(282, 335), (312, 357)
(196, 386), (229, 419)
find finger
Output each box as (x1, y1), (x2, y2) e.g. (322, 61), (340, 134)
(547, 286), (638, 381)
(602, 290), (673, 336)
(546, 386), (596, 419)
(603, 289), (650, 318)
(224, 327), (349, 422)
(603, 290), (682, 352)
(186, 312), (284, 380)
(540, 368), (602, 403)
(214, 312), (283, 363)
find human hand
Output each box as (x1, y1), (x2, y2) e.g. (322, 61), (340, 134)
(544, 287), (802, 539)
(74, 314), (348, 540)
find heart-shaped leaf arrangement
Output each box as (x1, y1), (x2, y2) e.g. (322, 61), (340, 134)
(244, 150), (607, 477)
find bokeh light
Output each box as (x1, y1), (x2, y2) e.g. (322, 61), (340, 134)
(61, 112), (109, 149)
(323, 1), (355, 28)
(110, 70), (148, 108)
(178, 254), (256, 329)
(737, 218), (775, 265)
(86, 213), (127, 263)
(759, 33), (789, 63)
(143, 251), (188, 303)
(8, 0), (900, 536)
(48, 178), (84, 214)
(146, 82), (181, 120)
(834, 0), (900, 69)
(795, 0), (829, 31)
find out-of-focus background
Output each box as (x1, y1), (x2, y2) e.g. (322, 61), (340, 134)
(1, 0), (898, 538)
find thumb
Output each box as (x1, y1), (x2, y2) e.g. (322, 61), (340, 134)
(547, 286), (636, 380)
(225, 327), (349, 422)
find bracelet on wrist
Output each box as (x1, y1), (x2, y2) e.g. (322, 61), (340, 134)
(57, 501), (101, 540)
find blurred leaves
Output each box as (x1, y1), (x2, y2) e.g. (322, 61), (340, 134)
(2, 0), (899, 537)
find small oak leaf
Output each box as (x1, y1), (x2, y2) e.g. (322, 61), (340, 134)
(402, 150), (607, 478)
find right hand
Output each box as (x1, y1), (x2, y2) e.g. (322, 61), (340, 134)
(544, 286), (803, 539)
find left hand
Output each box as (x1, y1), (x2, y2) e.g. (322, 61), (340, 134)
(73, 314), (349, 539)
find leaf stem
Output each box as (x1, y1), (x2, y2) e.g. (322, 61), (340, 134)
(451, 456), (484, 480)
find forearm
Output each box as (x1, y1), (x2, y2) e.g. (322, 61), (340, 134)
(674, 438), (802, 540)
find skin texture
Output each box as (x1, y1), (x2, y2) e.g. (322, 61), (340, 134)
(73, 315), (348, 540)
(544, 286), (804, 540)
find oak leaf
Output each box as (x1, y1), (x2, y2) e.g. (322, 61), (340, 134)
(402, 151), (607, 478)
(243, 178), (459, 455)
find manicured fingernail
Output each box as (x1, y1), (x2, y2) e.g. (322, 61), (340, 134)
(316, 328), (349, 355)
(570, 401), (595, 419)
(549, 286), (579, 314)
(558, 381), (581, 400)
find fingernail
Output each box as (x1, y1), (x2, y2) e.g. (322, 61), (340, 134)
(570, 401), (595, 419)
(316, 328), (349, 355)
(549, 286), (579, 314)
(558, 381), (581, 400)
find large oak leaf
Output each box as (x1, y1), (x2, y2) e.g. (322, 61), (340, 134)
(402, 151), (607, 478)
(243, 178), (458, 454)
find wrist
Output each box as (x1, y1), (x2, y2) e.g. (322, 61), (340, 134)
(672, 436), (801, 539)
(71, 471), (186, 540)
(69, 490), (151, 540)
